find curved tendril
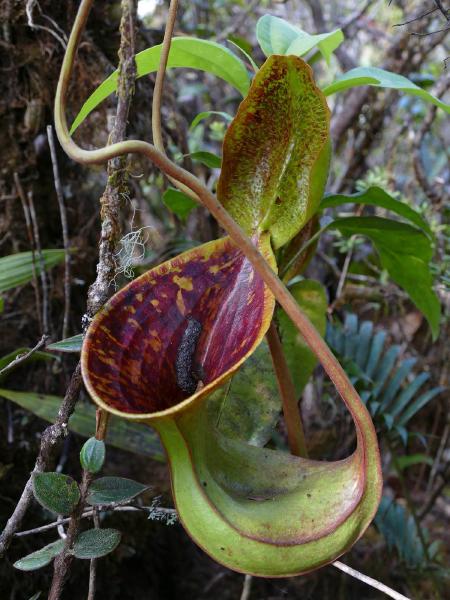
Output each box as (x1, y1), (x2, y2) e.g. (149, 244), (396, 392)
(55, 0), (380, 479)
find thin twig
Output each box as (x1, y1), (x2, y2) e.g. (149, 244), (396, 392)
(340, 0), (373, 33)
(26, 0), (67, 49)
(152, 0), (178, 154)
(47, 125), (71, 340)
(151, 0), (197, 201)
(239, 574), (253, 600)
(425, 422), (449, 495)
(87, 509), (100, 600)
(266, 322), (308, 457)
(333, 561), (411, 600)
(27, 190), (49, 334)
(216, 0), (261, 42)
(0, 334), (49, 378)
(49, 470), (94, 600)
(14, 172), (43, 334)
(14, 505), (177, 538)
(393, 7), (438, 27)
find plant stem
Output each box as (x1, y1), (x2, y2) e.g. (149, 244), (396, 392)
(49, 470), (94, 600)
(152, 0), (178, 153)
(47, 124), (71, 340)
(332, 561), (411, 600)
(266, 322), (308, 457)
(151, 0), (198, 201)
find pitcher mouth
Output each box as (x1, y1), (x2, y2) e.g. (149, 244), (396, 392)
(81, 235), (276, 421)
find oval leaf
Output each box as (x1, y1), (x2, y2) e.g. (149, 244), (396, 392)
(321, 186), (433, 237)
(323, 66), (450, 114)
(71, 528), (121, 559)
(86, 476), (148, 505)
(33, 472), (80, 515)
(162, 188), (197, 222)
(70, 38), (250, 134)
(217, 55), (330, 249)
(13, 540), (64, 571)
(189, 150), (221, 169)
(80, 437), (105, 473)
(257, 15), (343, 64)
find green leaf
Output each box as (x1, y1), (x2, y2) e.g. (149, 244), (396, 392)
(0, 250), (66, 293)
(71, 528), (121, 559)
(278, 280), (328, 395)
(0, 389), (164, 460)
(28, 593), (42, 600)
(189, 151), (221, 169)
(257, 15), (343, 64)
(86, 476), (149, 506)
(323, 67), (450, 114)
(46, 334), (83, 353)
(329, 217), (440, 339)
(80, 437), (105, 473)
(321, 186), (432, 237)
(395, 454), (433, 471)
(190, 110), (233, 130)
(218, 55), (330, 249)
(70, 37), (250, 134)
(209, 340), (281, 447)
(13, 540), (64, 571)
(33, 472), (80, 515)
(162, 188), (197, 221)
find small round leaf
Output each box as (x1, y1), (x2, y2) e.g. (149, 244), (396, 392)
(71, 528), (121, 559)
(13, 539), (64, 571)
(33, 472), (80, 515)
(80, 437), (105, 473)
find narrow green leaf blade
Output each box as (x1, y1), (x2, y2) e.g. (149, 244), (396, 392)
(0, 250), (66, 293)
(321, 187), (432, 236)
(46, 334), (83, 353)
(13, 540), (64, 571)
(86, 476), (149, 506)
(0, 389), (164, 461)
(397, 387), (445, 426)
(72, 528), (121, 559)
(323, 67), (450, 114)
(33, 472), (80, 515)
(162, 188), (197, 221)
(70, 38), (250, 134)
